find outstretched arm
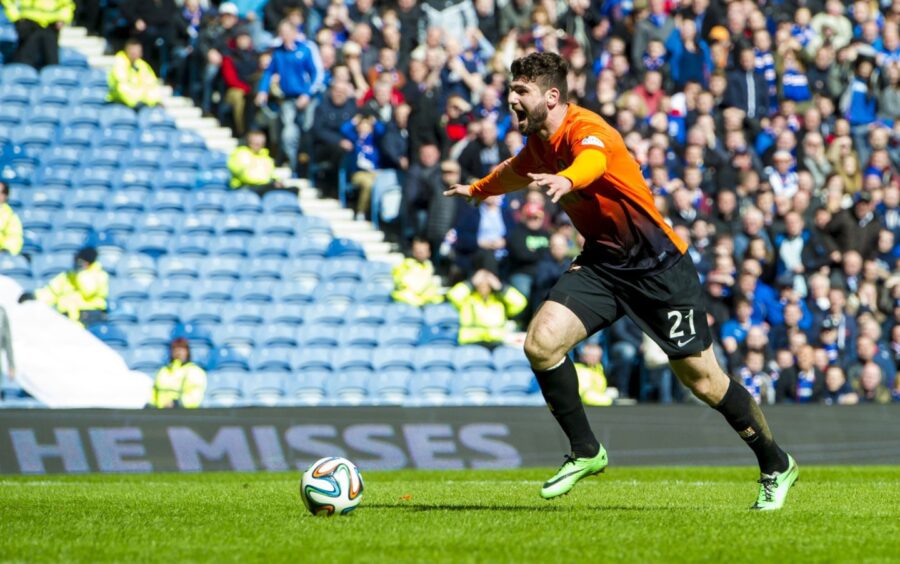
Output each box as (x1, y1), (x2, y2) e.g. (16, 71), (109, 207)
(443, 154), (532, 201)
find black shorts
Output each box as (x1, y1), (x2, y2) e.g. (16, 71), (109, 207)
(548, 253), (712, 359)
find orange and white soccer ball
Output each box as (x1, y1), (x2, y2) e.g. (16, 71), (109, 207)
(300, 457), (365, 516)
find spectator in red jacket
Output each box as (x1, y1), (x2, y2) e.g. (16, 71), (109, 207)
(222, 28), (260, 137)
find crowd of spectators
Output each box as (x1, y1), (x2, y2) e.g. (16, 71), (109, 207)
(3, 0), (900, 405)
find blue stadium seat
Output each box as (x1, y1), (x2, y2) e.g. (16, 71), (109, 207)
(127, 346), (167, 373)
(261, 190), (301, 216)
(0, 254), (30, 277)
(287, 238), (328, 258)
(207, 348), (251, 372)
(149, 278), (193, 303)
(201, 151), (228, 170)
(41, 145), (81, 168)
(65, 187), (108, 211)
(132, 129), (170, 150)
(139, 212), (181, 235)
(31, 252), (71, 279)
(265, 303), (306, 326)
(224, 189), (261, 215)
(304, 302), (348, 326)
(95, 127), (134, 149)
(154, 169), (196, 192)
(106, 189), (146, 214)
(193, 278), (234, 303)
(372, 346), (416, 371)
(1, 63), (39, 86)
(281, 259), (323, 283)
(0, 103), (21, 127)
(292, 347), (334, 371)
(353, 281), (393, 304)
(490, 368), (538, 398)
(138, 301), (181, 324)
(296, 216), (332, 239)
(376, 325), (420, 348)
(319, 257), (364, 282)
(128, 322), (176, 349)
(256, 214), (298, 237)
(45, 230), (88, 253)
(180, 212), (220, 236)
(20, 234), (42, 256)
(0, 84), (31, 106)
(89, 323), (129, 348)
(244, 372), (287, 406)
(169, 130), (206, 151)
(137, 106), (176, 132)
(12, 124), (55, 148)
(221, 302), (264, 327)
(424, 302), (460, 329)
(233, 280), (275, 303)
(203, 370), (245, 406)
(72, 167), (116, 189)
(188, 189), (228, 214)
(115, 168), (156, 191)
(29, 85), (68, 107)
(158, 256), (200, 280)
(326, 368), (372, 404)
(110, 278), (152, 305)
(361, 261), (394, 285)
(6, 160), (35, 183)
(296, 324), (340, 348)
(258, 324), (299, 349)
(450, 370), (494, 404)
(121, 147), (164, 171)
(180, 303), (222, 325)
(201, 256), (242, 280)
(384, 302), (424, 326)
(453, 345), (495, 372)
(196, 168), (230, 188)
(492, 346), (531, 372)
(211, 325), (256, 357)
(313, 280), (357, 305)
(408, 369), (453, 402)
(270, 278), (318, 304)
(339, 325), (379, 349)
(58, 48), (88, 68)
(170, 233), (212, 257)
(347, 304), (386, 326)
(248, 235), (290, 258)
(22, 187), (67, 211)
(325, 237), (365, 259)
(209, 235), (248, 257)
(417, 324), (458, 346)
(40, 65), (82, 88)
(57, 211), (96, 234)
(81, 147), (122, 171)
(59, 106), (101, 130)
(218, 213), (257, 236)
(127, 232), (169, 258)
(57, 125), (95, 148)
(68, 86), (107, 108)
(414, 345), (456, 372)
(19, 209), (54, 233)
(106, 301), (140, 326)
(146, 190), (185, 213)
(246, 257), (283, 281)
(99, 105), (138, 131)
(285, 370), (329, 406)
(27, 105), (64, 126)
(368, 369), (412, 404)
(252, 348), (294, 373)
(172, 321), (213, 347)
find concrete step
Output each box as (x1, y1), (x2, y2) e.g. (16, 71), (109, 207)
(61, 26), (87, 39)
(87, 55), (115, 69)
(363, 241), (393, 256)
(369, 251), (404, 265)
(174, 116), (220, 130)
(164, 105), (202, 120)
(162, 96), (194, 109)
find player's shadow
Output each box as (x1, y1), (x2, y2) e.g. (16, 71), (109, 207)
(366, 503), (663, 512)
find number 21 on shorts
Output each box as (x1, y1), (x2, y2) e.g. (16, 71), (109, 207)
(668, 309), (696, 348)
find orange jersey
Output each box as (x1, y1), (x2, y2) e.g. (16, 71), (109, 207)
(470, 104), (688, 272)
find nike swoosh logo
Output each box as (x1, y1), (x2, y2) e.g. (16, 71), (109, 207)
(676, 337), (696, 347)
(543, 468), (583, 487)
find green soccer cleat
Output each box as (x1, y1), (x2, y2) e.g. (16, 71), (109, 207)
(751, 454), (799, 511)
(540, 446), (608, 500)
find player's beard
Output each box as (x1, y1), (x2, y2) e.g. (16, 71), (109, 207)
(518, 103), (548, 136)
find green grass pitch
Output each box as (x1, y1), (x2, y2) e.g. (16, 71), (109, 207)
(2, 466), (898, 563)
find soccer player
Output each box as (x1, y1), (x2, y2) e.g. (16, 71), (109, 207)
(444, 52), (799, 510)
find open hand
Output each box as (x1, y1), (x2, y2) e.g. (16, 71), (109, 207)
(527, 173), (573, 204)
(443, 184), (473, 199)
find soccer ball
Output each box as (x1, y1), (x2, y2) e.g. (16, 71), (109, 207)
(300, 457), (365, 516)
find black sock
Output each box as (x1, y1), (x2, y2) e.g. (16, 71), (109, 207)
(534, 356), (600, 458)
(714, 378), (789, 474)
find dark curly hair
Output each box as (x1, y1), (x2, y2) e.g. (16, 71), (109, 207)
(510, 52), (569, 99)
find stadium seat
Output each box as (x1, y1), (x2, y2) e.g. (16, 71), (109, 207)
(246, 257), (283, 281)
(248, 235), (290, 258)
(121, 147), (163, 171)
(265, 303), (306, 326)
(339, 325), (379, 349)
(127, 232), (170, 258)
(261, 190), (301, 216)
(116, 253), (156, 279)
(72, 166), (117, 189)
(281, 259), (323, 284)
(414, 345), (456, 372)
(209, 235), (248, 258)
(325, 368), (371, 404)
(372, 346), (416, 371)
(221, 302), (264, 327)
(111, 278), (152, 305)
(233, 280), (275, 303)
(150, 279), (193, 303)
(108, 188), (147, 213)
(172, 322), (213, 347)
(31, 252), (71, 279)
(292, 347), (334, 371)
(59, 210), (97, 233)
(133, 129), (170, 150)
(180, 212), (221, 236)
(450, 370), (494, 405)
(127, 346), (166, 373)
(99, 105), (138, 131)
(147, 190), (186, 213)
(271, 278), (317, 304)
(180, 303), (223, 325)
(115, 169), (156, 191)
(129, 323), (175, 348)
(384, 302), (424, 326)
(188, 189), (228, 214)
(211, 325), (256, 357)
(2, 63), (39, 86)
(27, 105), (64, 126)
(68, 86), (107, 108)
(65, 187), (108, 211)
(137, 106), (176, 132)
(325, 237), (365, 259)
(201, 256), (242, 280)
(193, 278), (234, 303)
(158, 256), (199, 280)
(424, 302), (459, 329)
(219, 213), (256, 236)
(0, 104), (21, 127)
(319, 257), (364, 282)
(0, 84), (31, 107)
(95, 127), (134, 149)
(361, 261), (394, 285)
(346, 304), (386, 326)
(244, 372), (286, 407)
(0, 254), (30, 277)
(408, 369), (453, 403)
(368, 368), (412, 404)
(19, 209), (54, 234)
(296, 324), (341, 348)
(57, 125), (95, 148)
(40, 146), (81, 168)
(58, 48), (88, 68)
(45, 230), (88, 253)
(353, 281), (393, 304)
(29, 85), (68, 107)
(154, 169), (196, 192)
(313, 280), (357, 306)
(490, 368), (538, 398)
(417, 324), (459, 346)
(203, 371), (245, 406)
(493, 346), (531, 372)
(169, 130), (206, 151)
(376, 325), (420, 347)
(13, 124), (55, 148)
(285, 370), (329, 406)
(304, 302), (349, 326)
(453, 345), (496, 372)
(224, 189), (262, 215)
(196, 168), (230, 188)
(258, 324), (299, 349)
(138, 301), (181, 325)
(252, 348), (294, 373)
(163, 148), (206, 172)
(89, 323), (129, 348)
(170, 233), (212, 257)
(287, 238), (329, 258)
(256, 214), (298, 237)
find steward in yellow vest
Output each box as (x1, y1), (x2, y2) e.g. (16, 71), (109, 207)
(35, 247), (108, 324)
(0, 182), (23, 256)
(151, 338), (207, 408)
(392, 237), (443, 307)
(228, 129), (282, 194)
(574, 342), (613, 406)
(107, 39), (160, 108)
(1, 0), (73, 69)
(447, 269), (527, 347)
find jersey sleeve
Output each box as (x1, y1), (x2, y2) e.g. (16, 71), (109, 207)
(568, 119), (613, 160)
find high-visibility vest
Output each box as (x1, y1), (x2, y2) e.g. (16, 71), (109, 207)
(391, 258), (443, 307)
(152, 360), (207, 408)
(447, 282), (527, 345)
(575, 362), (612, 406)
(35, 261), (108, 322)
(107, 51), (160, 108)
(0, 203), (22, 256)
(228, 146), (275, 188)
(2, 0), (73, 27)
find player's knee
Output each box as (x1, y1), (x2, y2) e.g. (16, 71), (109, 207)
(524, 323), (564, 368)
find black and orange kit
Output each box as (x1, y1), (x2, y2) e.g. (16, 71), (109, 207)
(469, 104), (712, 358)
